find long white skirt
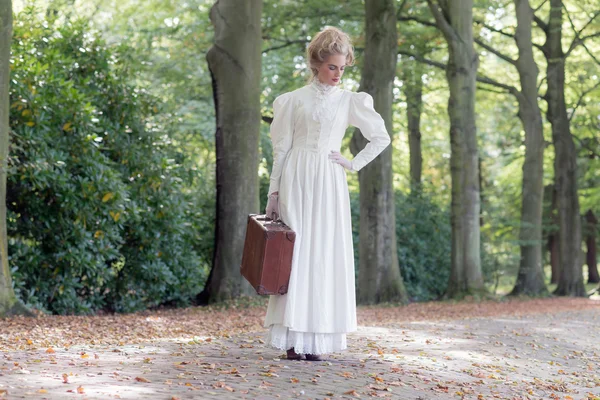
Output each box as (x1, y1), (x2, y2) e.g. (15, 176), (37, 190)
(263, 147), (357, 355)
(266, 324), (347, 355)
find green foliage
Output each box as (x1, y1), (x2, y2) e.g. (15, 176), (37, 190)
(8, 0), (598, 312)
(351, 189), (452, 301)
(7, 9), (212, 314)
(394, 190), (452, 301)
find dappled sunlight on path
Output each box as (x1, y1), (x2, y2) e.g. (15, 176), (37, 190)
(1, 298), (599, 399)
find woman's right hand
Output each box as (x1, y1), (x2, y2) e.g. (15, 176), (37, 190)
(265, 193), (280, 220)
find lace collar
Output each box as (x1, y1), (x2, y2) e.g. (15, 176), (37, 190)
(310, 79), (339, 125)
(310, 79), (339, 96)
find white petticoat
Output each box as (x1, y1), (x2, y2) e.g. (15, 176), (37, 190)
(266, 324), (347, 355)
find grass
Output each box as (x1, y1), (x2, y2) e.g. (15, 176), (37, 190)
(490, 263), (599, 296)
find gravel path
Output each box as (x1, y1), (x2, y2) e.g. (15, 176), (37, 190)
(2, 306), (599, 399)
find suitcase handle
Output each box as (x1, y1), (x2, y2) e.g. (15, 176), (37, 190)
(256, 215), (281, 224)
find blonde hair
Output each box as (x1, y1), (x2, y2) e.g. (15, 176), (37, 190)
(306, 27), (355, 78)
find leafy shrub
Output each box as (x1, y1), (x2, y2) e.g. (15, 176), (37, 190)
(394, 190), (452, 301)
(7, 9), (212, 314)
(350, 188), (452, 301)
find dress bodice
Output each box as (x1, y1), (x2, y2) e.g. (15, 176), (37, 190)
(267, 81), (391, 195)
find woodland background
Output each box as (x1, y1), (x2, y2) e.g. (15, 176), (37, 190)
(0, 0), (598, 316)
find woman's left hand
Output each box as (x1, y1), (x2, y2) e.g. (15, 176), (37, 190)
(329, 151), (353, 171)
(265, 193), (280, 220)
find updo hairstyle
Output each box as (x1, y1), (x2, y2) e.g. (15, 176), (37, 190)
(306, 27), (355, 79)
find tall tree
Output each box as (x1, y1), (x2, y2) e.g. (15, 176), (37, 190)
(403, 62), (424, 189)
(0, 0), (30, 317)
(426, 0), (485, 297)
(198, 0), (262, 304)
(397, 1), (442, 192)
(545, 184), (560, 284)
(352, 0), (407, 304)
(537, 0), (585, 296)
(397, 1), (557, 296)
(584, 210), (598, 283)
(508, 0), (547, 295)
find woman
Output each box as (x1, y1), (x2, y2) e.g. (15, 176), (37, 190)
(264, 27), (391, 361)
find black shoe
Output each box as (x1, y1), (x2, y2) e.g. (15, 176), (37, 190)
(305, 353), (322, 361)
(286, 348), (302, 360)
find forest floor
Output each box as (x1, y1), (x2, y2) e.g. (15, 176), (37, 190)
(1, 297), (600, 400)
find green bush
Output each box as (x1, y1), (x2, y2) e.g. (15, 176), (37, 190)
(350, 188), (452, 301)
(7, 9), (212, 314)
(394, 190), (452, 301)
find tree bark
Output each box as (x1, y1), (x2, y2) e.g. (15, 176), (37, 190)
(509, 0), (547, 296)
(403, 64), (423, 189)
(542, 0), (585, 296)
(544, 184), (560, 283)
(0, 0), (32, 317)
(351, 0), (407, 304)
(198, 0), (262, 304)
(585, 210), (598, 283)
(426, 0), (485, 297)
(548, 235), (559, 283)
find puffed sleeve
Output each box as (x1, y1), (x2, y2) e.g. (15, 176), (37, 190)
(267, 92), (294, 195)
(348, 92), (391, 172)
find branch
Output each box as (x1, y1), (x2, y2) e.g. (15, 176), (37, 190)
(398, 15), (438, 29)
(396, 0), (409, 19)
(537, 76), (547, 94)
(474, 17), (544, 52)
(398, 49), (519, 95)
(533, 14), (548, 32)
(398, 49), (446, 70)
(426, 0), (456, 40)
(565, 7), (600, 56)
(572, 134), (600, 159)
(581, 41), (600, 67)
(262, 39), (309, 53)
(476, 85), (512, 95)
(577, 10), (600, 34)
(533, 0), (548, 13)
(474, 37), (517, 65)
(476, 75), (520, 95)
(473, 19), (515, 40)
(569, 80), (600, 121)
(567, 31), (600, 57)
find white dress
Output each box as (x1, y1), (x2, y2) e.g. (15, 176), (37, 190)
(264, 79), (391, 355)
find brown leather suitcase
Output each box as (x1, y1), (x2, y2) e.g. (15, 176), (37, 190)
(241, 214), (295, 295)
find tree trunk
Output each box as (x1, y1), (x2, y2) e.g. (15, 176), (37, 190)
(585, 210), (598, 283)
(351, 0), (407, 304)
(198, 0), (262, 304)
(548, 232), (560, 284)
(0, 0), (31, 317)
(426, 0), (485, 297)
(404, 64), (423, 189)
(479, 157), (484, 226)
(545, 184), (559, 283)
(509, 0), (547, 296)
(543, 0), (585, 296)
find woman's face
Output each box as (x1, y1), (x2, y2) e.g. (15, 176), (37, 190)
(316, 54), (346, 86)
